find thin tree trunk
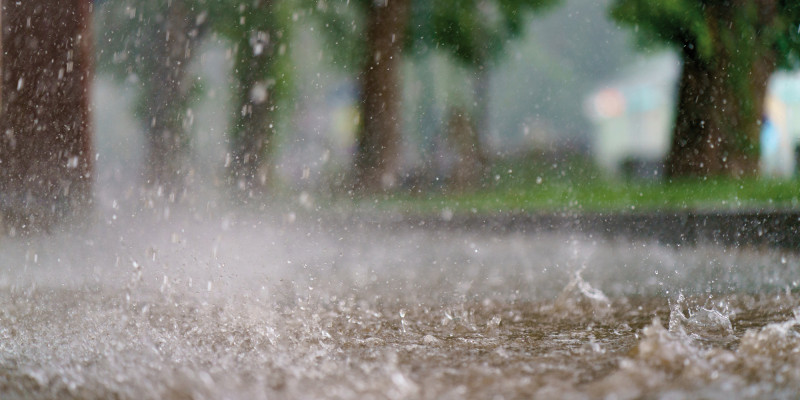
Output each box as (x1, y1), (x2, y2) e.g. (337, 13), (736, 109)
(353, 0), (411, 193)
(229, 6), (278, 198)
(142, 0), (200, 201)
(472, 59), (490, 157)
(665, 2), (777, 178)
(470, 59), (490, 181)
(414, 56), (438, 184)
(446, 108), (486, 191)
(0, 0), (94, 234)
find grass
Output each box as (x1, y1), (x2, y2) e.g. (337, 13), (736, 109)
(374, 153), (800, 215)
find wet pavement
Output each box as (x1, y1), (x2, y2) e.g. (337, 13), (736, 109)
(1, 209), (799, 399)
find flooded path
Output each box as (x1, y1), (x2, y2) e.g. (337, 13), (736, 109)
(1, 210), (799, 399)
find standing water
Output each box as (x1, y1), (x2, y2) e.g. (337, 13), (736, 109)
(0, 208), (798, 399)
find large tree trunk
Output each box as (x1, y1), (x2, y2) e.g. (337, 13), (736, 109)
(666, 50), (775, 178)
(141, 0), (202, 201)
(0, 0), (94, 234)
(229, 4), (279, 199)
(353, 0), (411, 193)
(665, 2), (777, 179)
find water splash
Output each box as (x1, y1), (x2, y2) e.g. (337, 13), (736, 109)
(669, 293), (734, 341)
(1, 211), (799, 399)
(554, 266), (611, 315)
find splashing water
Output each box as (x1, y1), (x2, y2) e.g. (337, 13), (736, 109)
(0, 211), (799, 399)
(669, 292), (735, 341)
(554, 266), (611, 315)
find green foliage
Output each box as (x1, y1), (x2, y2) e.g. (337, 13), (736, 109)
(305, 0), (559, 71)
(420, 0), (559, 66)
(382, 155), (800, 213)
(610, 0), (711, 57)
(610, 0), (800, 68)
(207, 0), (296, 109)
(94, 0), (207, 124)
(95, 0), (208, 74)
(611, 0), (800, 167)
(772, 2), (800, 69)
(301, 0), (366, 71)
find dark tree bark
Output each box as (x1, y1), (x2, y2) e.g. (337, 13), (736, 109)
(0, 0), (94, 234)
(353, 0), (411, 193)
(229, 15), (279, 198)
(141, 0), (202, 201)
(667, 46), (775, 178)
(665, 2), (778, 178)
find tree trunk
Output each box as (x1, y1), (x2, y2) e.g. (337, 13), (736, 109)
(469, 59), (490, 182)
(142, 0), (201, 201)
(0, 0), (94, 234)
(446, 108), (487, 191)
(353, 0), (411, 193)
(229, 6), (278, 198)
(472, 59), (490, 157)
(413, 56), (439, 185)
(665, 3), (777, 179)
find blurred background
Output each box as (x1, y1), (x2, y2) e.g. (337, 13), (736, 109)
(95, 0), (642, 193)
(4, 0), (800, 229)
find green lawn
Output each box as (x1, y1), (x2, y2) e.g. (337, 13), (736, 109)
(374, 155), (800, 215)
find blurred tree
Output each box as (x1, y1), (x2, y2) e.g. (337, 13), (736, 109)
(611, 0), (800, 178)
(98, 0), (294, 199)
(419, 0), (558, 186)
(300, 0), (410, 192)
(96, 0), (207, 201)
(309, 0), (561, 192)
(0, 0), (94, 234)
(446, 108), (485, 190)
(305, 1), (364, 72)
(351, 0), (412, 193)
(209, 0), (293, 198)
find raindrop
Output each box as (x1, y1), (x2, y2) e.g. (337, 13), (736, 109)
(66, 156), (79, 168)
(423, 335), (439, 344)
(250, 83), (268, 104)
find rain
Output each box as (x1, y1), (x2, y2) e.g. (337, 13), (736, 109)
(1, 0), (800, 399)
